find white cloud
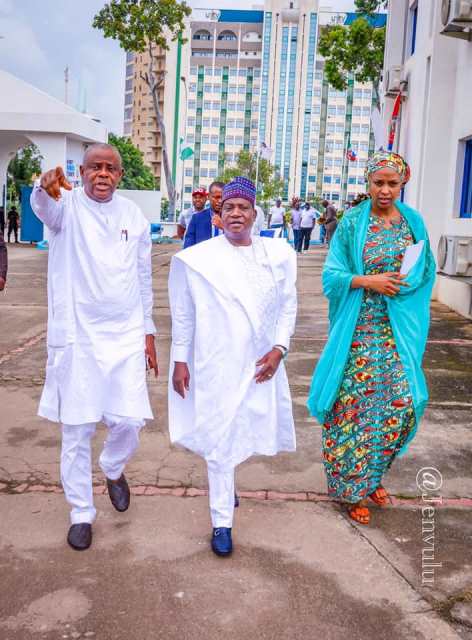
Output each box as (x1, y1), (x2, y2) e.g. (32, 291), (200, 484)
(0, 0), (125, 133)
(0, 0), (359, 136)
(0, 17), (49, 73)
(0, 0), (14, 14)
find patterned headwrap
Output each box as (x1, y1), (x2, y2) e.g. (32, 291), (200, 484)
(222, 176), (256, 207)
(365, 151), (411, 184)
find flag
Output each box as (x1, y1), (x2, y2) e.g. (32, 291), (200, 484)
(388, 92), (402, 151)
(180, 146), (194, 161)
(346, 135), (357, 162)
(259, 141), (273, 161)
(179, 137), (194, 161)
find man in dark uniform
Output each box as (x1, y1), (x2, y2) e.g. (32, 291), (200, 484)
(7, 206), (20, 243)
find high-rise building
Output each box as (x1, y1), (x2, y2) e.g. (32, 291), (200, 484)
(259, 2), (385, 204)
(123, 45), (179, 190)
(178, 9), (264, 209)
(124, 4), (386, 209)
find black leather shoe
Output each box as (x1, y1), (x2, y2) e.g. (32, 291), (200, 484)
(211, 527), (233, 557)
(106, 474), (130, 512)
(67, 523), (92, 551)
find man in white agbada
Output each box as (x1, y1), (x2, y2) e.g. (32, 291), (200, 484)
(168, 176), (297, 557)
(30, 144), (157, 551)
(252, 203), (266, 236)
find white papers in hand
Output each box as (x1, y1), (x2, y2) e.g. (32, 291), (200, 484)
(400, 240), (424, 275)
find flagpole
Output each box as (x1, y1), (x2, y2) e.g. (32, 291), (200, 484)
(341, 133), (348, 206)
(254, 20), (268, 208)
(179, 137), (185, 217)
(255, 149), (260, 204)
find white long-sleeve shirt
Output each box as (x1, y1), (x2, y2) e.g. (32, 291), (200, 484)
(31, 185), (155, 424)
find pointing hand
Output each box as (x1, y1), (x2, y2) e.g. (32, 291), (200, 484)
(40, 166), (73, 201)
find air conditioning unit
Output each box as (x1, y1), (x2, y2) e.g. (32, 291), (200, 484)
(441, 0), (472, 38)
(437, 235), (472, 276)
(385, 65), (402, 96)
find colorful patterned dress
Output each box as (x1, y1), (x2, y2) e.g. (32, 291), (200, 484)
(322, 213), (416, 503)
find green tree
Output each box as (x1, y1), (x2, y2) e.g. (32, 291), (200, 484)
(355, 0), (388, 13)
(108, 133), (155, 190)
(318, 0), (387, 102)
(94, 0), (192, 219)
(310, 195), (325, 212)
(217, 150), (284, 210)
(160, 197), (169, 221)
(7, 144), (43, 202)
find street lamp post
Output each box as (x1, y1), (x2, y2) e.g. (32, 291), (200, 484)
(180, 76), (188, 217)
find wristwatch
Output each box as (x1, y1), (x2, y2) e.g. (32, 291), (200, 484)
(273, 344), (289, 359)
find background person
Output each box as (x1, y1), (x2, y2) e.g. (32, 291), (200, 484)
(323, 200), (338, 245)
(7, 206), (20, 243)
(252, 203), (266, 236)
(268, 198), (285, 231)
(298, 202), (316, 253)
(318, 217), (327, 244)
(177, 187), (208, 240)
(307, 151), (436, 526)
(183, 182), (224, 249)
(290, 197), (302, 251)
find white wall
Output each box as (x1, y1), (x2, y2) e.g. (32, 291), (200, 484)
(28, 133), (68, 174)
(382, 0), (472, 317)
(116, 189), (161, 223)
(66, 138), (88, 187)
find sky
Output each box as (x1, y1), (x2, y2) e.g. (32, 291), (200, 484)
(0, 0), (357, 135)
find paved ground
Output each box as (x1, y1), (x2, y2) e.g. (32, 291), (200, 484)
(1, 242), (471, 640)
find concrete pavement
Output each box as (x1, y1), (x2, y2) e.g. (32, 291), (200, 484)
(1, 242), (471, 639)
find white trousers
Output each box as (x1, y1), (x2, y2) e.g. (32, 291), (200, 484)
(61, 413), (144, 525)
(207, 461), (235, 528)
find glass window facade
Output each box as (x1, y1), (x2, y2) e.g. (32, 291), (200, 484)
(192, 66), (205, 186)
(218, 67), (229, 174)
(259, 12), (272, 146)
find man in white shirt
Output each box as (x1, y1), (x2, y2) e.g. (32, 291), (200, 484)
(168, 177), (297, 558)
(299, 202), (317, 253)
(268, 198), (285, 229)
(177, 187), (208, 239)
(30, 144), (157, 551)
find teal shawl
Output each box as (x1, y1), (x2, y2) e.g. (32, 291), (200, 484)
(307, 199), (436, 455)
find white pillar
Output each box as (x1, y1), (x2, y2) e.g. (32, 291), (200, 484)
(27, 134), (67, 243)
(27, 133), (67, 173)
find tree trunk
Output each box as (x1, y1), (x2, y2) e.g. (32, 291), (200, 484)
(373, 80), (381, 113)
(147, 45), (177, 221)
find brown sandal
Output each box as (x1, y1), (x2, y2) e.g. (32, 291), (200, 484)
(347, 504), (370, 525)
(369, 486), (389, 507)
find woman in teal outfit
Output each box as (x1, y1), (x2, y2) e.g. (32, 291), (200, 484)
(307, 151), (436, 525)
